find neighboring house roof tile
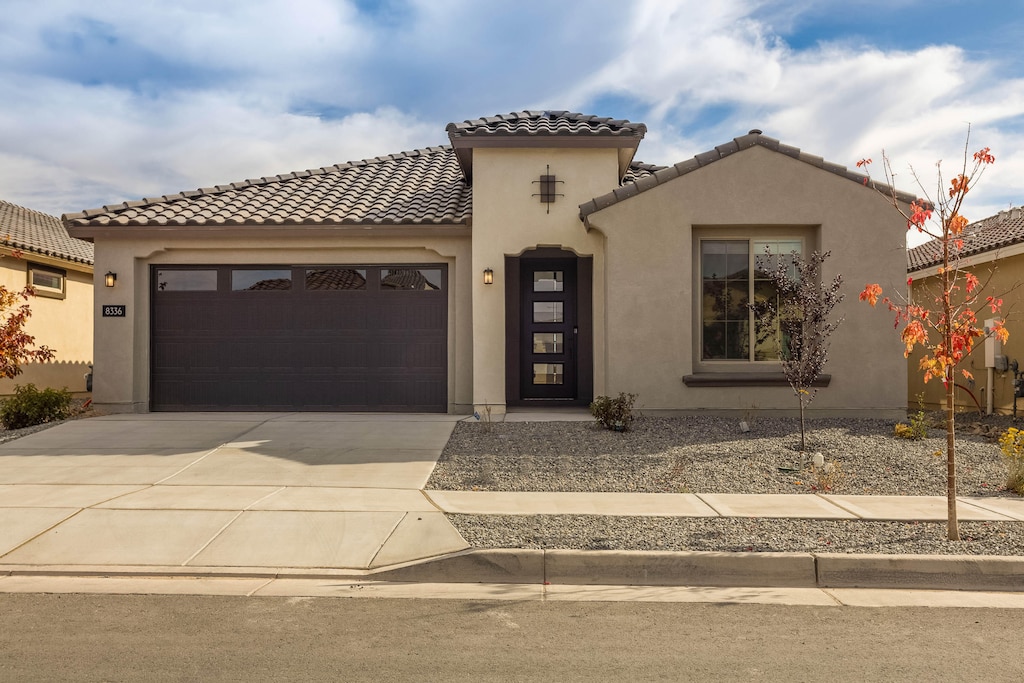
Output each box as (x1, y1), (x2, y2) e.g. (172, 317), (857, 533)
(579, 130), (917, 220)
(623, 161), (668, 184)
(908, 206), (1024, 272)
(0, 199), (94, 265)
(445, 110), (647, 139)
(64, 146), (471, 229)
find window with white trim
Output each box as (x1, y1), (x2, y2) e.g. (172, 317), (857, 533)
(700, 239), (802, 361)
(28, 263), (66, 299)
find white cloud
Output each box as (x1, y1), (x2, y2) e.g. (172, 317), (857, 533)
(0, 73), (438, 214)
(0, 0), (1021, 229)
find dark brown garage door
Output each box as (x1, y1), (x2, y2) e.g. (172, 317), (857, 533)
(150, 265), (447, 412)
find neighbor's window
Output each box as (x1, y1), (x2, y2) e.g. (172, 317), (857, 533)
(700, 239), (801, 361)
(28, 263), (66, 299)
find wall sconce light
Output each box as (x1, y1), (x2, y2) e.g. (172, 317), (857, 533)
(483, 268), (494, 285)
(104, 271), (117, 287)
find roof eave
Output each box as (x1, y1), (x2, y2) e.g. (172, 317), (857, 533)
(66, 220), (473, 241)
(447, 134), (644, 183)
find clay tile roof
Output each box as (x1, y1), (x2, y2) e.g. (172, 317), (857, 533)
(64, 146), (471, 230)
(445, 111), (648, 182)
(579, 130), (917, 221)
(445, 110), (648, 139)
(623, 160), (668, 184)
(0, 199), (94, 265)
(908, 207), (1024, 272)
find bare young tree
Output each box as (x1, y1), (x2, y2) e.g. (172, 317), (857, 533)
(752, 249), (844, 453)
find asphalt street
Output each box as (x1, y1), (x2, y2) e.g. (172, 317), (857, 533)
(3, 593), (1023, 682)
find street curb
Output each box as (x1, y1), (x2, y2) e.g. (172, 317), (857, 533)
(4, 550), (1023, 591)
(815, 553), (1024, 592)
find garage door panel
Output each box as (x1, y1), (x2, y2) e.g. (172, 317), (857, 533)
(151, 265), (447, 412)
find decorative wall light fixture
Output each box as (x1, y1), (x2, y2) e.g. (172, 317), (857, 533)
(104, 271), (117, 287)
(532, 164), (564, 214)
(483, 268), (494, 285)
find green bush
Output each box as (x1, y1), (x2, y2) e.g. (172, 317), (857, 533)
(894, 394), (930, 440)
(589, 392), (638, 432)
(0, 384), (74, 430)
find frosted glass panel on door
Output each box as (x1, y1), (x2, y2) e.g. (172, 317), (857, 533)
(533, 302), (563, 323)
(533, 333), (563, 354)
(533, 271), (563, 292)
(533, 363), (564, 385)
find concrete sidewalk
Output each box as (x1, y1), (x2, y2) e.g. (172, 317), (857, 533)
(1, 412), (1023, 593)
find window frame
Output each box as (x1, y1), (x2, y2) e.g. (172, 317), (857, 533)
(27, 262), (67, 300)
(693, 228), (814, 372)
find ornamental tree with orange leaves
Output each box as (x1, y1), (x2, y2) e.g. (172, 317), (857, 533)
(0, 284), (55, 379)
(857, 134), (999, 541)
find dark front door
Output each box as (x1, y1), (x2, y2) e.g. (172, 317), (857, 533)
(520, 258), (577, 400)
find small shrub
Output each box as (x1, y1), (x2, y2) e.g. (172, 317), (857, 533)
(805, 460), (847, 492)
(894, 394), (930, 440)
(997, 427), (1024, 495)
(589, 392), (638, 432)
(0, 384), (74, 430)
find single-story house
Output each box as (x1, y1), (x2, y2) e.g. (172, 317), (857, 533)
(0, 200), (94, 394)
(908, 206), (1024, 414)
(64, 111), (909, 416)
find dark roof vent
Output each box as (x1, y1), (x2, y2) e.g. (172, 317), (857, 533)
(748, 129), (763, 135)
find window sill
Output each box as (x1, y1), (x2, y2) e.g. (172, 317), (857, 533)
(682, 373), (831, 387)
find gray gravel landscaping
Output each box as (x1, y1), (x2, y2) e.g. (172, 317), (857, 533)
(428, 414), (1024, 555)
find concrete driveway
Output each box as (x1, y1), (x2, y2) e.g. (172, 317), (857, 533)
(0, 413), (469, 572)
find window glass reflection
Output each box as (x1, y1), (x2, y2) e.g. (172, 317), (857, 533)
(533, 333), (563, 354)
(533, 271), (563, 292)
(381, 268), (442, 290)
(232, 269), (292, 291)
(157, 270), (218, 291)
(305, 268), (367, 290)
(533, 363), (564, 385)
(533, 302), (563, 323)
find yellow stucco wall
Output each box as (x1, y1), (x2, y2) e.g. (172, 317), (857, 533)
(0, 253), (93, 395)
(584, 145), (909, 417)
(908, 249), (1024, 415)
(91, 232), (472, 413)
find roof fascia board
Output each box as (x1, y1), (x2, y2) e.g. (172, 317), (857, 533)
(450, 135), (643, 182)
(0, 247), (93, 274)
(67, 224), (472, 242)
(449, 136), (641, 150)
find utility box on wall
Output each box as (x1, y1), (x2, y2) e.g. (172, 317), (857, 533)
(985, 318), (1008, 371)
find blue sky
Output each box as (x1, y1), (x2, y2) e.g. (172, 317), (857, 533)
(1, 0), (1022, 247)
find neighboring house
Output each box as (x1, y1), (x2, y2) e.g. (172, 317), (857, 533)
(908, 206), (1024, 414)
(0, 200), (94, 394)
(64, 111), (909, 416)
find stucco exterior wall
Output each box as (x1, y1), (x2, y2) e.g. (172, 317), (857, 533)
(0, 254), (93, 395)
(92, 231), (471, 413)
(469, 147), (620, 414)
(584, 145), (908, 417)
(908, 249), (1024, 415)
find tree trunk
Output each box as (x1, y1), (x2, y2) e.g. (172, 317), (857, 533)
(799, 394), (806, 453)
(946, 373), (960, 540)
